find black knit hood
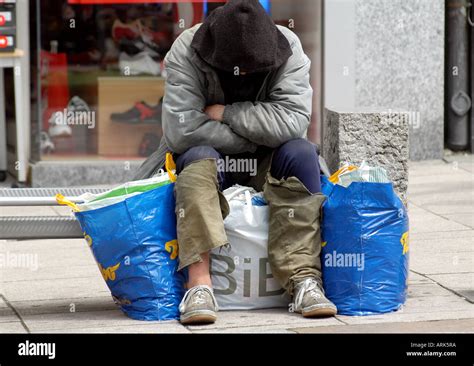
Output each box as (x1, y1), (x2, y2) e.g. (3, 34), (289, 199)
(191, 0), (293, 74)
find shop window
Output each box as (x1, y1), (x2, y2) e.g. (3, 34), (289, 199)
(33, 0), (321, 160)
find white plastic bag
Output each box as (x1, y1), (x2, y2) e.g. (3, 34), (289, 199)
(76, 171), (174, 212)
(210, 185), (290, 310)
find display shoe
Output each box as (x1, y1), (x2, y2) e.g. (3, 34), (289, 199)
(40, 131), (55, 154)
(67, 96), (91, 113)
(119, 51), (161, 76)
(111, 19), (141, 41)
(118, 38), (159, 58)
(48, 111), (72, 138)
(111, 101), (161, 124)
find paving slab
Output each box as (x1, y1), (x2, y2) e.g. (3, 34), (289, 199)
(43, 322), (190, 334)
(428, 273), (474, 303)
(22, 309), (184, 333)
(0, 321), (27, 333)
(0, 251), (98, 282)
(407, 282), (458, 298)
(409, 232), (474, 253)
(458, 162), (474, 173)
(0, 299), (18, 323)
(337, 310), (474, 325)
(0, 250), (98, 282)
(442, 153), (474, 164)
(409, 250), (473, 275)
(2, 239), (89, 260)
(408, 158), (473, 216)
(420, 202), (474, 216)
(408, 204), (469, 233)
(10, 296), (117, 316)
(407, 271), (432, 284)
(1, 239), (101, 282)
(191, 326), (298, 333)
(408, 174), (474, 188)
(1, 264), (101, 283)
(0, 314), (21, 323)
(0, 247), (95, 271)
(442, 213), (474, 229)
(391, 281), (472, 316)
(291, 318), (474, 333)
(408, 160), (455, 176)
(409, 192), (474, 213)
(410, 229), (474, 241)
(1, 239), (92, 264)
(399, 294), (474, 314)
(187, 308), (342, 331)
(0, 296), (10, 309)
(331, 280), (473, 326)
(0, 277), (110, 302)
(2, 238), (86, 250)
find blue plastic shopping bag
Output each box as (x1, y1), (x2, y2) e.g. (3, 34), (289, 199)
(75, 183), (185, 320)
(321, 175), (409, 315)
(56, 154), (184, 320)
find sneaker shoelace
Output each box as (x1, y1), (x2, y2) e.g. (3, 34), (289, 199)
(179, 285), (219, 313)
(294, 278), (323, 311)
(193, 291), (207, 305)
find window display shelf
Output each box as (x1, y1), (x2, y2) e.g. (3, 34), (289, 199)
(97, 76), (164, 157)
(0, 48), (23, 58)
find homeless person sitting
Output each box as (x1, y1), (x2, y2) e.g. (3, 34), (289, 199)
(134, 0), (337, 325)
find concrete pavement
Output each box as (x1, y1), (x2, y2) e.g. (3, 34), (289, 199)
(0, 155), (473, 333)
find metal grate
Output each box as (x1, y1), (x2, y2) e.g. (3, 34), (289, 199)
(0, 187), (108, 197)
(0, 216), (83, 239)
(0, 187), (109, 206)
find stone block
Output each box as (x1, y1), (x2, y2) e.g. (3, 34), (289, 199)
(323, 109), (409, 202)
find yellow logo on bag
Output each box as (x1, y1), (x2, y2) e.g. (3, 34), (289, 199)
(165, 239), (178, 260)
(400, 231), (409, 255)
(83, 232), (93, 247)
(99, 262), (120, 281)
(321, 241), (327, 248)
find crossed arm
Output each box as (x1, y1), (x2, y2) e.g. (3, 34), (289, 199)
(163, 37), (312, 153)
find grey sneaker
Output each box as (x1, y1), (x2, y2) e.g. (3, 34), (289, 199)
(179, 285), (218, 325)
(293, 278), (337, 317)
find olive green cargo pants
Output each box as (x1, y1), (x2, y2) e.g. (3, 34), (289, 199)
(174, 155), (325, 295)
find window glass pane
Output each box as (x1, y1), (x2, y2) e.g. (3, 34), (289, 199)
(34, 0), (322, 161)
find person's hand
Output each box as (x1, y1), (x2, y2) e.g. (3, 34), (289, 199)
(204, 104), (225, 122)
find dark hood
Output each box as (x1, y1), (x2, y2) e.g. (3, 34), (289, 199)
(191, 0), (293, 74)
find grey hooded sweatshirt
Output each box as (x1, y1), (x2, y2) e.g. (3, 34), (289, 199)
(133, 23), (312, 180)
